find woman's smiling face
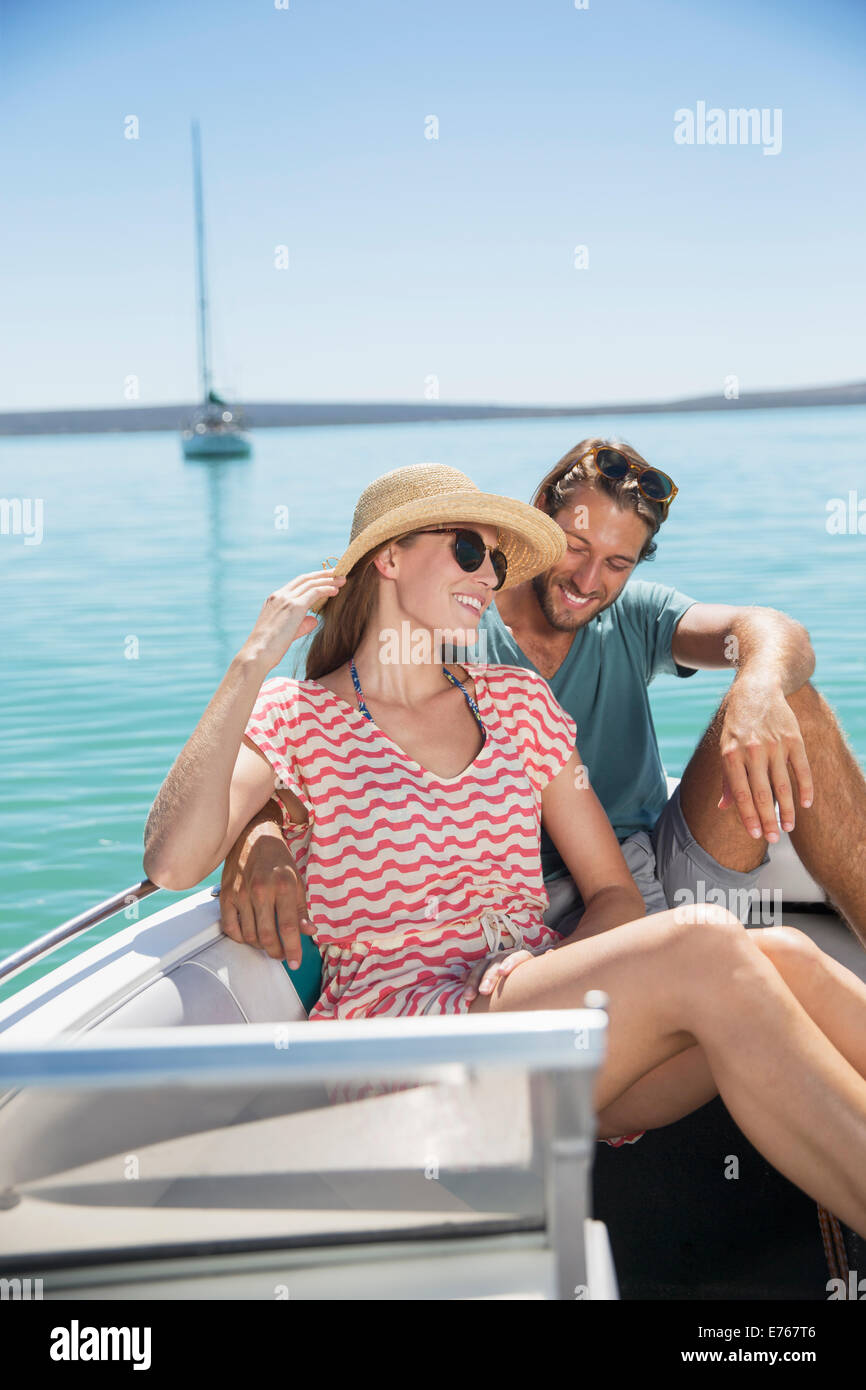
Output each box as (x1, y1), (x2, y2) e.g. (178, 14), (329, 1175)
(371, 521), (501, 644)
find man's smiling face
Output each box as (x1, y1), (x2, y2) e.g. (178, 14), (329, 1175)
(531, 484), (653, 632)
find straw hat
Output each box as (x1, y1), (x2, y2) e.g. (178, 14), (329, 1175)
(309, 463), (566, 614)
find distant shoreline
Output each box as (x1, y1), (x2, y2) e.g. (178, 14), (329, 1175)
(1, 381), (864, 437)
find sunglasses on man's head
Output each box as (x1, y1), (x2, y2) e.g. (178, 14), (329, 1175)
(410, 527), (509, 590)
(578, 447), (678, 511)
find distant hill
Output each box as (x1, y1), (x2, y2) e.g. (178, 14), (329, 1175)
(1, 381), (864, 436)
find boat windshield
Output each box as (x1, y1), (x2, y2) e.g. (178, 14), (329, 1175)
(0, 1066), (548, 1272)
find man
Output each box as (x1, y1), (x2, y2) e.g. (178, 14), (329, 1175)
(217, 436), (866, 970)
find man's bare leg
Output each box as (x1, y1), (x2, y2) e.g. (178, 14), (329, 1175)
(678, 681), (866, 945)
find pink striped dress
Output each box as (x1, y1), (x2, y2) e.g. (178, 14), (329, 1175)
(243, 662), (644, 1148)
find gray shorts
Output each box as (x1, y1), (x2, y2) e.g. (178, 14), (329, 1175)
(543, 781), (772, 935)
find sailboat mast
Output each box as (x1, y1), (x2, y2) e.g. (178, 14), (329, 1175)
(191, 118), (212, 407)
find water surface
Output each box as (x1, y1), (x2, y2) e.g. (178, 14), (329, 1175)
(2, 406), (864, 997)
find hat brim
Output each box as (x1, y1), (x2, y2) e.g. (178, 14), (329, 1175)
(308, 491), (566, 614)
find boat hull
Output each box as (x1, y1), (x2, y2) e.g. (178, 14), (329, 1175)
(181, 430), (252, 459)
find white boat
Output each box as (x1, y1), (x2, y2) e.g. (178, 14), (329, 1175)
(180, 119), (252, 461)
(182, 394), (253, 460)
(0, 901), (614, 1301)
(0, 780), (861, 1300)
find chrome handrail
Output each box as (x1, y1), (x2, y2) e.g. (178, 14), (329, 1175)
(0, 1011), (607, 1086)
(0, 879), (165, 986)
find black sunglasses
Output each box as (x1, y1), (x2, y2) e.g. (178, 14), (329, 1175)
(410, 528), (508, 591)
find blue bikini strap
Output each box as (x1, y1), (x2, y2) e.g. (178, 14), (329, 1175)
(349, 656), (485, 738)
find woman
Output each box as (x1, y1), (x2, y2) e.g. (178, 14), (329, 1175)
(143, 463), (866, 1239)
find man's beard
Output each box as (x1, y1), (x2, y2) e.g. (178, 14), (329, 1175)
(531, 572), (605, 632)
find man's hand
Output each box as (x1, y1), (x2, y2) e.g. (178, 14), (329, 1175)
(219, 802), (313, 968)
(718, 680), (814, 842)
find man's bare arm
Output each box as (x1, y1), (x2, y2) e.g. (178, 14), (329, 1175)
(671, 602), (815, 692)
(219, 797), (313, 967)
(671, 603), (816, 839)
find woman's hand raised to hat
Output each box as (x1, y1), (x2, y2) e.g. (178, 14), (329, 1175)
(239, 571), (346, 672)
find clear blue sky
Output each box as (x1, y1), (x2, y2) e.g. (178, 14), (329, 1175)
(2, 0), (864, 411)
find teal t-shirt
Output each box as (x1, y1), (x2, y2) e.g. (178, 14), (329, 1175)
(287, 579), (698, 884)
(458, 580), (699, 881)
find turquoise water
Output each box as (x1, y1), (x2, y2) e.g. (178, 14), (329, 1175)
(2, 406), (864, 1000)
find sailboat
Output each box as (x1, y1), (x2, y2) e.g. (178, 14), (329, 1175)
(181, 119), (252, 459)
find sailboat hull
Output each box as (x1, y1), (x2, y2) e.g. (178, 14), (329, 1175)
(182, 430), (252, 459)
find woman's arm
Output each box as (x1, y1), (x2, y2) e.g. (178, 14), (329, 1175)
(540, 746), (646, 942)
(142, 570), (346, 891)
(143, 651), (277, 890)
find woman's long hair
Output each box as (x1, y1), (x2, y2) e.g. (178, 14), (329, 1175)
(304, 532), (421, 681)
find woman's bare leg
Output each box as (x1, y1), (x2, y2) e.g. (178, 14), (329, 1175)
(750, 925), (866, 1074)
(468, 906), (866, 1237)
(596, 1044), (717, 1137)
(595, 923), (866, 1137)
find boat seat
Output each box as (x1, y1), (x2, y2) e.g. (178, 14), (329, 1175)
(93, 932), (309, 1030)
